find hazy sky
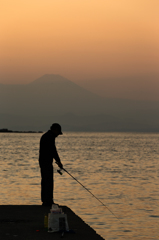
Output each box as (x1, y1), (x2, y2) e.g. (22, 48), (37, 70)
(1, 0), (159, 100)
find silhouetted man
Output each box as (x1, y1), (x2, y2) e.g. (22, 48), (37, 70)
(39, 123), (63, 206)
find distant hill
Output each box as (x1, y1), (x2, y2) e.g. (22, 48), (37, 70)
(0, 74), (106, 115)
(0, 74), (159, 132)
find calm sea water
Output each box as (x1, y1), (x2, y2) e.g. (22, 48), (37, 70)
(0, 132), (159, 240)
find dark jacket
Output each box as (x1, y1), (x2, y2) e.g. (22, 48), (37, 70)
(39, 130), (60, 168)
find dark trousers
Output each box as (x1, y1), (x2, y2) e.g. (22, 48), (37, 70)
(40, 165), (54, 204)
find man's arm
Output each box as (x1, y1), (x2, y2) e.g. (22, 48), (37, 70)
(54, 146), (63, 169)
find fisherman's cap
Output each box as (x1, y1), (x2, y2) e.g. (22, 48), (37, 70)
(50, 123), (63, 134)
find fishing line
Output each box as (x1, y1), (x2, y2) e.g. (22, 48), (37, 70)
(57, 168), (123, 224)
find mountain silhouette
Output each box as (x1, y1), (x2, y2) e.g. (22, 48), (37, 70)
(0, 74), (159, 131)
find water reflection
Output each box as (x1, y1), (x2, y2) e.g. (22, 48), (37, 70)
(0, 132), (159, 239)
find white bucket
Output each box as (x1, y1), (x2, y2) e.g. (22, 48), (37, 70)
(48, 213), (69, 232)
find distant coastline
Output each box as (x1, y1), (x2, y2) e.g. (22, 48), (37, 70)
(0, 128), (43, 133)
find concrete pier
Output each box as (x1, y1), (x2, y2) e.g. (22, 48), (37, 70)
(0, 205), (105, 240)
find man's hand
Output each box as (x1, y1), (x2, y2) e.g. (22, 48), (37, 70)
(57, 161), (63, 169)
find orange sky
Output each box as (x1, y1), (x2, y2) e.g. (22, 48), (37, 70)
(1, 0), (159, 100)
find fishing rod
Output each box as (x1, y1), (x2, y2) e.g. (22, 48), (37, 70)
(57, 168), (123, 224)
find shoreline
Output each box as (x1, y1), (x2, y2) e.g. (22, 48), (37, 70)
(0, 129), (43, 133)
(1, 129), (159, 134)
